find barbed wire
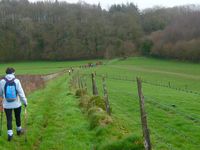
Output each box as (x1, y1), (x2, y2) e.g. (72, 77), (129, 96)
(151, 130), (175, 150)
(81, 73), (200, 96)
(71, 73), (200, 149)
(81, 78), (200, 146)
(82, 74), (200, 124)
(148, 115), (200, 147)
(145, 96), (200, 124)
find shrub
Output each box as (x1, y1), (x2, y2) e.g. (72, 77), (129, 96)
(87, 96), (106, 111)
(75, 89), (87, 97)
(78, 95), (112, 129)
(89, 110), (113, 129)
(87, 107), (104, 116)
(79, 95), (90, 108)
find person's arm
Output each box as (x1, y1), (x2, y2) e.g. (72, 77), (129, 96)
(16, 80), (28, 107)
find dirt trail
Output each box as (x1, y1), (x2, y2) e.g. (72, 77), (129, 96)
(42, 69), (67, 81)
(16, 69), (67, 94)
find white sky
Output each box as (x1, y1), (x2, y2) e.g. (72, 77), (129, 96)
(29, 0), (200, 10)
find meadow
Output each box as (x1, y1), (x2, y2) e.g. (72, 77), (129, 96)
(81, 57), (200, 150)
(0, 57), (199, 150)
(0, 60), (100, 75)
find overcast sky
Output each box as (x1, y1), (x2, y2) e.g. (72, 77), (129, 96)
(29, 0), (200, 10)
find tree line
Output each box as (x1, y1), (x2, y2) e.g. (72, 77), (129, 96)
(0, 0), (199, 62)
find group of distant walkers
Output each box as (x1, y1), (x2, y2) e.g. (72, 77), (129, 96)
(0, 68), (27, 141)
(68, 61), (103, 75)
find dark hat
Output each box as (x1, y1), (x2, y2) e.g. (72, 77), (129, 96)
(6, 68), (15, 74)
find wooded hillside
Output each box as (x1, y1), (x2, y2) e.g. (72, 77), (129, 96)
(0, 0), (199, 61)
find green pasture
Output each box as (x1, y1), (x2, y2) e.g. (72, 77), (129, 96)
(90, 57), (200, 91)
(81, 57), (200, 150)
(0, 60), (102, 75)
(0, 76), (96, 150)
(0, 57), (199, 150)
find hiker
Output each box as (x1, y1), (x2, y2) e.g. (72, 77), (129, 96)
(0, 68), (28, 141)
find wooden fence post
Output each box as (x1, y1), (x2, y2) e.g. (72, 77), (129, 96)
(75, 76), (78, 89)
(168, 82), (171, 88)
(80, 77), (84, 89)
(73, 76), (76, 88)
(136, 77), (151, 150)
(74, 76), (77, 88)
(84, 77), (87, 92)
(78, 76), (81, 89)
(91, 73), (98, 95)
(102, 76), (111, 115)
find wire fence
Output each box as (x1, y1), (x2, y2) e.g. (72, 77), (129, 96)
(71, 71), (200, 150)
(145, 97), (200, 124)
(81, 72), (200, 96)
(108, 86), (200, 147)
(103, 86), (200, 125)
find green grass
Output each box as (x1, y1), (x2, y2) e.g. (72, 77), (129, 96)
(0, 74), (142, 150)
(0, 60), (104, 75)
(0, 76), (96, 150)
(81, 57), (200, 150)
(0, 57), (199, 150)
(93, 57), (200, 91)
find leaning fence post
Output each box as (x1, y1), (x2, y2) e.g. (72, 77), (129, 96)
(136, 77), (151, 150)
(102, 76), (111, 115)
(91, 73), (98, 95)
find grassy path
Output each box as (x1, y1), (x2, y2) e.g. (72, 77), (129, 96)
(0, 75), (95, 150)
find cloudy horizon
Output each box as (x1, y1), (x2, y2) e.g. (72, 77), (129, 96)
(29, 0), (200, 10)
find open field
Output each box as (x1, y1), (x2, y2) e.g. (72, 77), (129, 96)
(0, 60), (102, 75)
(0, 57), (199, 150)
(80, 57), (200, 150)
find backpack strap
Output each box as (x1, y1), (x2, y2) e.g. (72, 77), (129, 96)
(4, 77), (15, 83)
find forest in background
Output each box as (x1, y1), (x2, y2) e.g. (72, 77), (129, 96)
(0, 0), (200, 62)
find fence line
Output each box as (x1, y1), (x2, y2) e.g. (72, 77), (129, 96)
(75, 72), (199, 150)
(145, 97), (200, 124)
(148, 115), (200, 147)
(100, 87), (200, 124)
(106, 81), (200, 147)
(105, 85), (200, 107)
(82, 74), (200, 125)
(81, 73), (200, 96)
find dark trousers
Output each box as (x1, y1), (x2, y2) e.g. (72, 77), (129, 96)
(4, 106), (21, 130)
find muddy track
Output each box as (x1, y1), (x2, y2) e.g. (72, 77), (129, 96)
(42, 69), (66, 81)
